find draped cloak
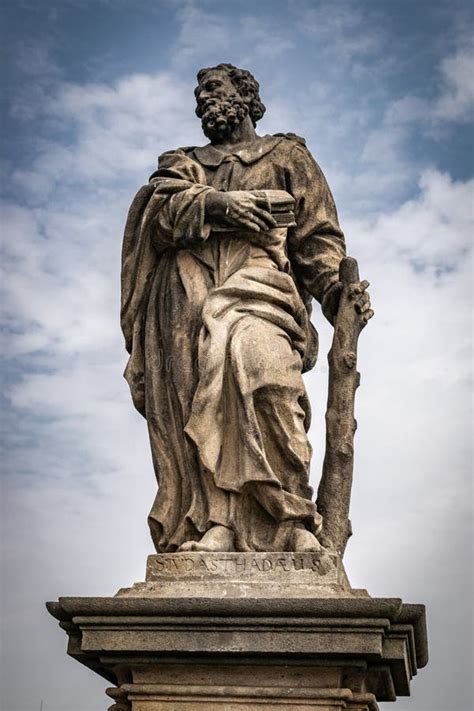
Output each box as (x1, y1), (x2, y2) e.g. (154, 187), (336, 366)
(121, 134), (346, 552)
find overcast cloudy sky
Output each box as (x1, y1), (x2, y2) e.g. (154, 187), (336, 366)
(1, 1), (472, 709)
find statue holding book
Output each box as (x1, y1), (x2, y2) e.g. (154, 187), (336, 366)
(49, 65), (428, 711)
(121, 63), (373, 556)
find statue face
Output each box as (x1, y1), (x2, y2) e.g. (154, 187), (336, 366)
(195, 69), (248, 142)
(195, 70), (237, 112)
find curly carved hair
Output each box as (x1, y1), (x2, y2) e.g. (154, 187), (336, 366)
(195, 63), (266, 126)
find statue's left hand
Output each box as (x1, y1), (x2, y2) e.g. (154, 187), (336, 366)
(350, 280), (374, 324)
(322, 280), (374, 325)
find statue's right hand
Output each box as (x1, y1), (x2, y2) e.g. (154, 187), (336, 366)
(205, 191), (277, 232)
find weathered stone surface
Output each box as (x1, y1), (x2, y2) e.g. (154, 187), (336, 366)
(46, 63), (427, 709)
(115, 552), (368, 599)
(121, 63), (373, 555)
(47, 595), (427, 710)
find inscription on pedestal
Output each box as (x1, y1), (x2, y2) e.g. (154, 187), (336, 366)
(146, 551), (338, 581)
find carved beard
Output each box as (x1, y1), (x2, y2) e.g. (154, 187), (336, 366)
(199, 94), (248, 142)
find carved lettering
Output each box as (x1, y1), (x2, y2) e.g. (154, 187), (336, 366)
(147, 553), (338, 580)
(184, 557), (195, 572)
(222, 558), (232, 573)
(277, 557), (292, 572)
(207, 558), (219, 572)
(234, 556), (246, 571)
(153, 558), (165, 572)
(293, 555), (304, 571)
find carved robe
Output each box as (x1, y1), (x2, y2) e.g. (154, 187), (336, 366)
(121, 134), (345, 552)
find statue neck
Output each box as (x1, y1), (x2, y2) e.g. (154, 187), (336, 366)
(210, 115), (258, 150)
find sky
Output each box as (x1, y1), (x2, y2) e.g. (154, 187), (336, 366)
(0, 0), (472, 709)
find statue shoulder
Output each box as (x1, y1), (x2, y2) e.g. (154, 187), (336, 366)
(273, 132), (322, 172)
(273, 132), (307, 148)
(149, 147), (200, 180)
(156, 146), (196, 165)
(150, 146), (208, 183)
(272, 132), (317, 165)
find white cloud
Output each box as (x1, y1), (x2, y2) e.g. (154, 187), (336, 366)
(295, 0), (382, 59)
(169, 0), (295, 73)
(326, 41), (474, 214)
(435, 45), (474, 121)
(172, 1), (234, 67)
(360, 41), (474, 133)
(239, 16), (294, 61)
(10, 72), (201, 201)
(352, 168), (474, 269)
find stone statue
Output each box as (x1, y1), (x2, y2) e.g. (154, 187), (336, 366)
(121, 63), (373, 556)
(49, 66), (428, 711)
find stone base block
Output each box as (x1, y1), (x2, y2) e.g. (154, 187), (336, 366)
(47, 553), (427, 709)
(117, 552), (367, 599)
(106, 682), (378, 710)
(47, 594), (428, 710)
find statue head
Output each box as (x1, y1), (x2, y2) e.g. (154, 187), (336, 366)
(195, 63), (266, 142)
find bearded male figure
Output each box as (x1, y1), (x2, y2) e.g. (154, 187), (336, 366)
(121, 64), (371, 554)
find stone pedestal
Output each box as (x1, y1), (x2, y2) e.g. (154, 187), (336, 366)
(47, 554), (428, 710)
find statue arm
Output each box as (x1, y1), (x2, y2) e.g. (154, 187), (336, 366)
(146, 149), (216, 250)
(286, 143), (346, 323)
(148, 150), (277, 242)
